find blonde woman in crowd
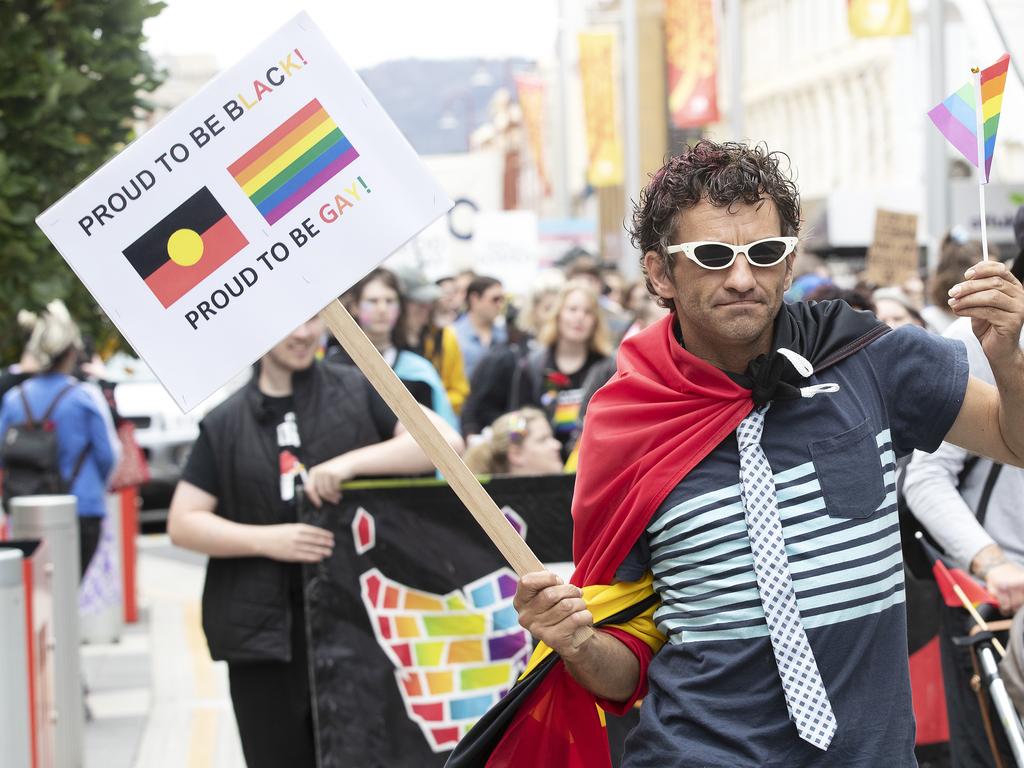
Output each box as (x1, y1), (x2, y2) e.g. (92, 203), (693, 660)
(509, 279), (612, 459)
(463, 407), (563, 476)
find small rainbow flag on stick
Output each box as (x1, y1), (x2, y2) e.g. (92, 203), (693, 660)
(927, 53), (1009, 183)
(927, 53), (1010, 260)
(227, 98), (359, 225)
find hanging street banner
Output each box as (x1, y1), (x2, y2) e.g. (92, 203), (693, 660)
(578, 29), (625, 188)
(513, 74), (552, 198)
(664, 0), (720, 129)
(36, 13), (451, 412)
(847, 0), (911, 38)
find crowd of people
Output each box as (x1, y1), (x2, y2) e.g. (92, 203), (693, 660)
(2, 139), (1024, 767)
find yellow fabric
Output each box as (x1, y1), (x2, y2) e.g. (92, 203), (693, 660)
(847, 0), (911, 37)
(423, 326), (470, 415)
(563, 444), (579, 473)
(520, 571), (665, 680)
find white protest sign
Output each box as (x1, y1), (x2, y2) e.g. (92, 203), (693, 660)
(36, 12), (451, 412)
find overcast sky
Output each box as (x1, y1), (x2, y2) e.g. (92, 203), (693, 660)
(145, 0), (561, 70)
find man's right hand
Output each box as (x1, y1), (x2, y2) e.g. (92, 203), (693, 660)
(514, 571), (594, 659)
(256, 523), (335, 563)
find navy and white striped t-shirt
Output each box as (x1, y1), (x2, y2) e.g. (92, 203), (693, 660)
(615, 325), (969, 768)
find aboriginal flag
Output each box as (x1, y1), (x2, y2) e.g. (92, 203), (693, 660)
(123, 187), (248, 308)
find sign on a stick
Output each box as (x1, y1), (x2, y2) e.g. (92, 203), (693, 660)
(865, 209), (919, 286)
(37, 12), (450, 411)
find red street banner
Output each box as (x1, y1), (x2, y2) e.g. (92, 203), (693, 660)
(664, 0), (720, 129)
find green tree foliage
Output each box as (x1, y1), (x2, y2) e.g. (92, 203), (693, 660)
(0, 0), (164, 362)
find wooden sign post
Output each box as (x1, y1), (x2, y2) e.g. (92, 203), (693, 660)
(319, 300), (593, 645)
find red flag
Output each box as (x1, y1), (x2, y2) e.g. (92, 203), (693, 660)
(932, 558), (998, 609)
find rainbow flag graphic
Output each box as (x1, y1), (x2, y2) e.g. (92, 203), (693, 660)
(227, 98), (359, 224)
(360, 567), (531, 752)
(928, 53), (1010, 182)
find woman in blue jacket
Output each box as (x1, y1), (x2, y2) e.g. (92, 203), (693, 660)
(0, 301), (116, 577)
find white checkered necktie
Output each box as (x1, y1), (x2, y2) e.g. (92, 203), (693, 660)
(736, 405), (838, 751)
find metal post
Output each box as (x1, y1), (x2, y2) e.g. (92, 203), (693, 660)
(622, 0), (641, 275)
(925, 0), (949, 271)
(0, 548), (31, 768)
(79, 495), (123, 645)
(11, 496), (83, 768)
(977, 645), (1024, 767)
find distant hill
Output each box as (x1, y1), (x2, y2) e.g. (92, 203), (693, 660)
(357, 58), (532, 155)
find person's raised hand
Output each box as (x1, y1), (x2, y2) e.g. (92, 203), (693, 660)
(513, 571), (593, 659)
(948, 260), (1024, 366)
(257, 523), (334, 563)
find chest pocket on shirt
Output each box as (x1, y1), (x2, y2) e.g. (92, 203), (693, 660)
(809, 419), (886, 519)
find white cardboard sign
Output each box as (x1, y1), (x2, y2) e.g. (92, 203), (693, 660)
(36, 12), (451, 412)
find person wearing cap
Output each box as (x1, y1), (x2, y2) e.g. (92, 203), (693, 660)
(0, 300), (117, 577)
(396, 266), (471, 415)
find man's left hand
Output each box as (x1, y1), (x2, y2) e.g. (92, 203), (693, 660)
(306, 455), (354, 507)
(949, 260), (1024, 365)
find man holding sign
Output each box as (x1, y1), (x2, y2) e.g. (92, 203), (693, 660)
(455, 140), (1024, 768)
(168, 315), (462, 766)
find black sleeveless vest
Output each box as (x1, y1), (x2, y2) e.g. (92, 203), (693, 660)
(199, 361), (388, 663)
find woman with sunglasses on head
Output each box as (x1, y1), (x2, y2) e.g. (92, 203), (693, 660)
(508, 279), (612, 460)
(463, 407), (564, 477)
(329, 268), (459, 432)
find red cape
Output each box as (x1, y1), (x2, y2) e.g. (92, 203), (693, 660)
(571, 313), (753, 586)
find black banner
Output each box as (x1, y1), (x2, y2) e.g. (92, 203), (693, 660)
(302, 474), (581, 768)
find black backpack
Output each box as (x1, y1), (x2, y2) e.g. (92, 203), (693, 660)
(1, 384), (90, 507)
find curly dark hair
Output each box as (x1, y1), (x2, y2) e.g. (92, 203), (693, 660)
(629, 140), (801, 309)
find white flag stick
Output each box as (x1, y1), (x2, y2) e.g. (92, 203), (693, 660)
(972, 67), (990, 261)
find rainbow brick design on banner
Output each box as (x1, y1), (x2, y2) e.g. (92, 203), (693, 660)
(122, 187), (248, 309)
(227, 98), (359, 225)
(928, 54), (1010, 183)
(360, 567), (531, 752)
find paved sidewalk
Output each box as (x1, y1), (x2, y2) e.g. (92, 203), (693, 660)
(83, 534), (245, 768)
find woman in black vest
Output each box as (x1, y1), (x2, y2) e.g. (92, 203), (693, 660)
(167, 316), (463, 768)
